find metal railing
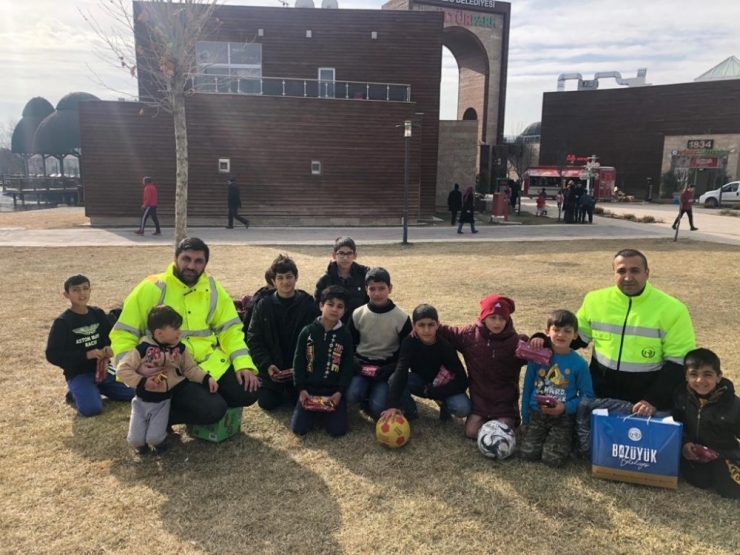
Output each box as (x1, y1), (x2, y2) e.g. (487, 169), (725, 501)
(194, 75), (412, 103)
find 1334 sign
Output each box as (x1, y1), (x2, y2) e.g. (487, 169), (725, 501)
(687, 139), (714, 149)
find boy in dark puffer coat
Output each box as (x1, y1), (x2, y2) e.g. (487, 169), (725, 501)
(438, 295), (528, 438)
(313, 237), (369, 325)
(673, 348), (740, 499)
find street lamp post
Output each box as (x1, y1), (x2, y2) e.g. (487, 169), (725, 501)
(402, 120), (412, 245)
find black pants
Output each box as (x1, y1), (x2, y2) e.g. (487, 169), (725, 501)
(168, 369), (259, 425)
(227, 207), (250, 228)
(673, 209), (695, 229)
(258, 380), (299, 411)
(217, 368), (260, 408)
(168, 381), (227, 426)
(585, 207), (593, 223)
(450, 210), (459, 225)
(681, 457), (740, 499)
(139, 206), (161, 233)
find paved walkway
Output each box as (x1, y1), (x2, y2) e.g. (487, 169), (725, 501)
(0, 203), (738, 247)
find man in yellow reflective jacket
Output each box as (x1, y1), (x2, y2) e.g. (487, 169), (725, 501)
(574, 249), (695, 416)
(111, 237), (259, 425)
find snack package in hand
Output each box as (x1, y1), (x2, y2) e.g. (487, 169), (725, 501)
(303, 396), (336, 412)
(690, 444), (719, 462)
(515, 339), (552, 366)
(432, 365), (454, 387)
(535, 394), (558, 408)
(153, 372), (168, 384)
(94, 358), (108, 384)
(272, 368), (294, 381)
(360, 365), (378, 378)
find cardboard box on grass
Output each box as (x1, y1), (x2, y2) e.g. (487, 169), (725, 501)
(591, 409), (682, 489)
(191, 407), (242, 443)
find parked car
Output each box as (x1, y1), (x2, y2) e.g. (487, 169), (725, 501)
(699, 181), (740, 208)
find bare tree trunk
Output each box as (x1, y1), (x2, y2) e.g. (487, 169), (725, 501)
(172, 86), (189, 244)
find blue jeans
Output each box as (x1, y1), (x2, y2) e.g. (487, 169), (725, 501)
(291, 395), (348, 437)
(346, 376), (390, 420)
(404, 373), (471, 418)
(67, 372), (135, 417)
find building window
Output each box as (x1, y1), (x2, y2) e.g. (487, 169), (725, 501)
(195, 42), (262, 95)
(311, 161), (322, 175)
(318, 68), (335, 98)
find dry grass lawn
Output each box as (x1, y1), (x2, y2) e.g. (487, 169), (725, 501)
(2, 240), (739, 555)
(0, 206), (89, 229)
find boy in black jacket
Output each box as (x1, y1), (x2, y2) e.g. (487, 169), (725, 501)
(292, 286), (355, 437)
(673, 348), (740, 499)
(381, 304), (471, 423)
(313, 237), (369, 325)
(248, 255), (320, 411)
(45, 274), (134, 416)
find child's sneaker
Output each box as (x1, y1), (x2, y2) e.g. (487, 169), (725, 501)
(152, 441), (168, 455)
(134, 445), (150, 456)
(439, 406), (452, 422)
(152, 231), (161, 236)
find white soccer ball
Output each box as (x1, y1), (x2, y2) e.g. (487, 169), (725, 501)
(477, 420), (517, 460)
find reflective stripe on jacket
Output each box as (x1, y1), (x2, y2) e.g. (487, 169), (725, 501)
(110, 264), (256, 381)
(576, 282), (695, 375)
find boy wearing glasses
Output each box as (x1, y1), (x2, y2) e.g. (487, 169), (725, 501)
(314, 237), (369, 324)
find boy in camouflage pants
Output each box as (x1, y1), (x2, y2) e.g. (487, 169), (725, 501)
(519, 310), (594, 467)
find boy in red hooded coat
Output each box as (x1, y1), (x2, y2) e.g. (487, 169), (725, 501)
(438, 295), (528, 438)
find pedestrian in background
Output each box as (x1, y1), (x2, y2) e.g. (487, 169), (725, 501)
(134, 177), (161, 236)
(447, 183), (462, 226)
(227, 176), (250, 229)
(457, 186), (478, 234)
(672, 184), (698, 231)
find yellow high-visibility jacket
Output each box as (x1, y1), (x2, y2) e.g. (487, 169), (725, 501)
(110, 264), (256, 381)
(576, 281), (695, 409)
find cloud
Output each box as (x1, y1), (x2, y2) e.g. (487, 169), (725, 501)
(1, 0), (738, 135)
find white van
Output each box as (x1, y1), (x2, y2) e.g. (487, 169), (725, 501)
(699, 182), (740, 208)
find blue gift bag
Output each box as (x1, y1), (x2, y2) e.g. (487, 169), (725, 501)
(591, 410), (683, 489)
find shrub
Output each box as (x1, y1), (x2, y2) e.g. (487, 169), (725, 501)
(637, 215), (656, 223)
(719, 209), (740, 218)
(622, 213), (637, 221)
(594, 206), (605, 215)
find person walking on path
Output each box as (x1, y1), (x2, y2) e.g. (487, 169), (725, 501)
(673, 184), (698, 231)
(226, 176), (250, 229)
(447, 183), (463, 226)
(457, 186), (478, 234)
(135, 177), (161, 235)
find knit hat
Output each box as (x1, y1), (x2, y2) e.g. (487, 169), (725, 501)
(479, 294), (515, 322)
(228, 176), (236, 184)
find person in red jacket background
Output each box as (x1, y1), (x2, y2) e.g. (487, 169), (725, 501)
(135, 176), (161, 235)
(672, 184), (698, 231)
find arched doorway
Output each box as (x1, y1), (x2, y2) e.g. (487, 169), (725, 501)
(462, 107), (478, 121)
(443, 26), (489, 144)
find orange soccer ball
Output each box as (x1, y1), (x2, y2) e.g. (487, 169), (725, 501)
(376, 414), (411, 449)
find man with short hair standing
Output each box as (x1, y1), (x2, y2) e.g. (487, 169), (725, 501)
(134, 177), (161, 235)
(574, 249), (696, 415)
(111, 237), (260, 425)
(447, 183), (462, 226)
(226, 176), (250, 229)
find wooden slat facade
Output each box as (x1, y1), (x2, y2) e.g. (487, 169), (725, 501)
(79, 3), (444, 224)
(539, 80), (740, 197)
(80, 96), (422, 225)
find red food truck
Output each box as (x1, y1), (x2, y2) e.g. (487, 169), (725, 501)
(523, 165), (616, 200)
